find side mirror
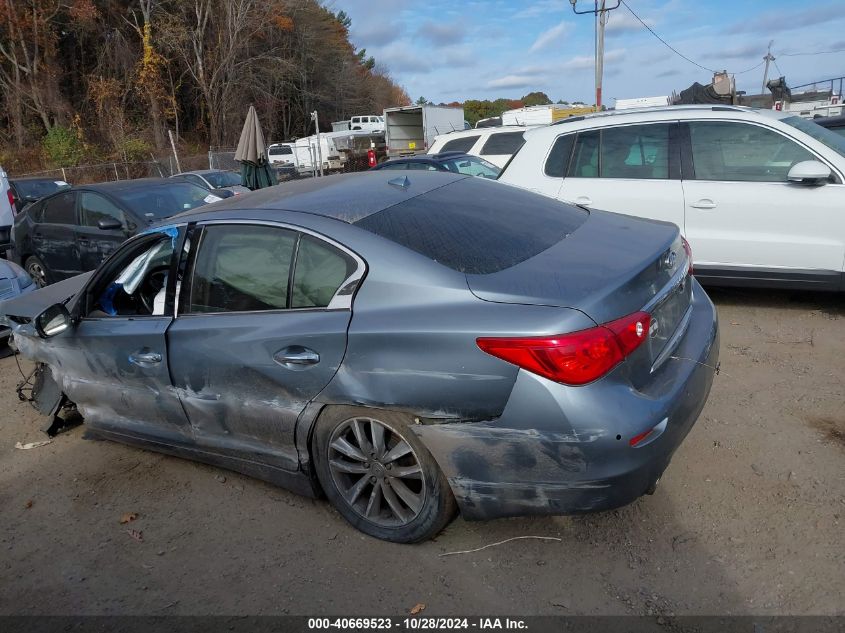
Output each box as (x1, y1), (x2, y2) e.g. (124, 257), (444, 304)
(212, 188), (235, 199)
(35, 303), (72, 338)
(97, 217), (123, 230)
(787, 160), (831, 185)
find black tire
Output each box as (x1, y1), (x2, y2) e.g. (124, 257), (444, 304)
(24, 255), (51, 288)
(312, 406), (457, 543)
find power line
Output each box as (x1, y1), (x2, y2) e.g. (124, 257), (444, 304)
(619, 0), (717, 73)
(780, 48), (845, 57)
(734, 60), (765, 75)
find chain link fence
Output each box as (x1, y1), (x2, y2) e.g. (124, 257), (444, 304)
(9, 153), (213, 184)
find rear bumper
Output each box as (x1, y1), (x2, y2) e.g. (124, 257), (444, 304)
(414, 279), (719, 521)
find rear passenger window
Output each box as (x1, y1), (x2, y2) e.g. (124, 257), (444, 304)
(567, 125), (670, 179)
(601, 124), (670, 179)
(189, 225), (296, 313)
(292, 236), (356, 308)
(440, 136), (480, 153)
(41, 192), (76, 224)
(544, 134), (575, 177)
(480, 132), (525, 156)
(689, 121), (815, 182)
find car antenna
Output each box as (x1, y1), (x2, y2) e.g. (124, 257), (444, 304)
(387, 176), (411, 190)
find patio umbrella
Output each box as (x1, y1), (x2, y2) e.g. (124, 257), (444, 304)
(234, 105), (276, 190)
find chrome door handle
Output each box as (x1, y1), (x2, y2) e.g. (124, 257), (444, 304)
(274, 346), (320, 368)
(690, 199), (717, 209)
(129, 350), (162, 366)
(574, 196), (592, 206)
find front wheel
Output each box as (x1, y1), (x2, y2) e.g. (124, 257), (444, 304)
(313, 407), (456, 543)
(25, 255), (51, 288)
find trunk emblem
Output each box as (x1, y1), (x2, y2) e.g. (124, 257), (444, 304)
(662, 251), (677, 270)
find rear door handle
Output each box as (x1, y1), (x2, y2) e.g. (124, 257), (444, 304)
(574, 196), (592, 206)
(129, 350), (162, 366)
(690, 199), (717, 209)
(274, 346), (320, 369)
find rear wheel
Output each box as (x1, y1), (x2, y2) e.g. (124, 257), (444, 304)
(24, 256), (50, 288)
(313, 406), (456, 543)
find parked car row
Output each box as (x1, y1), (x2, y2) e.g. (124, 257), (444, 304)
(2, 105), (842, 544)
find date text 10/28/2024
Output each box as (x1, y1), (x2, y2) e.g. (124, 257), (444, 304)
(308, 618), (528, 630)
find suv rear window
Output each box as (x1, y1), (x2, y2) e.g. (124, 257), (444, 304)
(353, 178), (587, 274)
(480, 132), (525, 156)
(440, 136), (480, 153)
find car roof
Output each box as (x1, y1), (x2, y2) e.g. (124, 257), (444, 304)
(433, 125), (528, 141)
(174, 169), (227, 176)
(74, 178), (185, 192)
(10, 176), (67, 183)
(169, 171), (470, 224)
(523, 105), (790, 140)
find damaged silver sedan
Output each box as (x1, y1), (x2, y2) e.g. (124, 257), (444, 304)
(1, 171), (718, 543)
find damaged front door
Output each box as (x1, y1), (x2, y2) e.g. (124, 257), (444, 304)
(167, 222), (362, 471)
(55, 228), (191, 440)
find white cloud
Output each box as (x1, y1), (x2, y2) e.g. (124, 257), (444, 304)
(529, 21), (574, 53)
(559, 48), (625, 70)
(517, 0), (568, 19)
(605, 10), (653, 34)
(486, 75), (538, 90)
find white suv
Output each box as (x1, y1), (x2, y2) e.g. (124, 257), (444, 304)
(428, 126), (528, 168)
(499, 105), (845, 290)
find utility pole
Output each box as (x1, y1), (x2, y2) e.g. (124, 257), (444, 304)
(570, 0), (620, 111)
(595, 1), (607, 110)
(762, 40), (775, 94)
(311, 110), (323, 177)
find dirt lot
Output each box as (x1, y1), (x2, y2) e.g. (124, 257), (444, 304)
(0, 287), (843, 616)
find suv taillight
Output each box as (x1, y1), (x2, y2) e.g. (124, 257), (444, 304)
(6, 189), (15, 214)
(477, 311), (651, 386)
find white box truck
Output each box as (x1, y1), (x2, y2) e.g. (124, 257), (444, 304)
(383, 105), (465, 157)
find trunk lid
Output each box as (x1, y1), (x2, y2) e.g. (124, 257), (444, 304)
(466, 209), (691, 369)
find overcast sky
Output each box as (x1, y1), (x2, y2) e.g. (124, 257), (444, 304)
(335, 0), (845, 106)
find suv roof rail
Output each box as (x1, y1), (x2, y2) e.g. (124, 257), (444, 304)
(551, 116), (586, 126)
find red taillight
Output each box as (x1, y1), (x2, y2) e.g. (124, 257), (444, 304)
(477, 311), (651, 386)
(681, 237), (693, 275)
(367, 149), (377, 168)
(7, 189), (15, 215)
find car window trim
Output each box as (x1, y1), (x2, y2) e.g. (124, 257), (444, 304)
(76, 226), (185, 321)
(178, 219), (366, 317)
(682, 118), (844, 184)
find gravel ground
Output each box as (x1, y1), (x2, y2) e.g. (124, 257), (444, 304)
(0, 287), (842, 616)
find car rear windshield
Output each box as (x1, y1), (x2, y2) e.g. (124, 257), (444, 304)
(117, 182), (218, 221)
(13, 179), (70, 200)
(204, 171), (242, 188)
(353, 178), (587, 274)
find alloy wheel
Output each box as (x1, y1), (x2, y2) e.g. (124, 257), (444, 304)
(327, 416), (426, 527)
(27, 262), (47, 288)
